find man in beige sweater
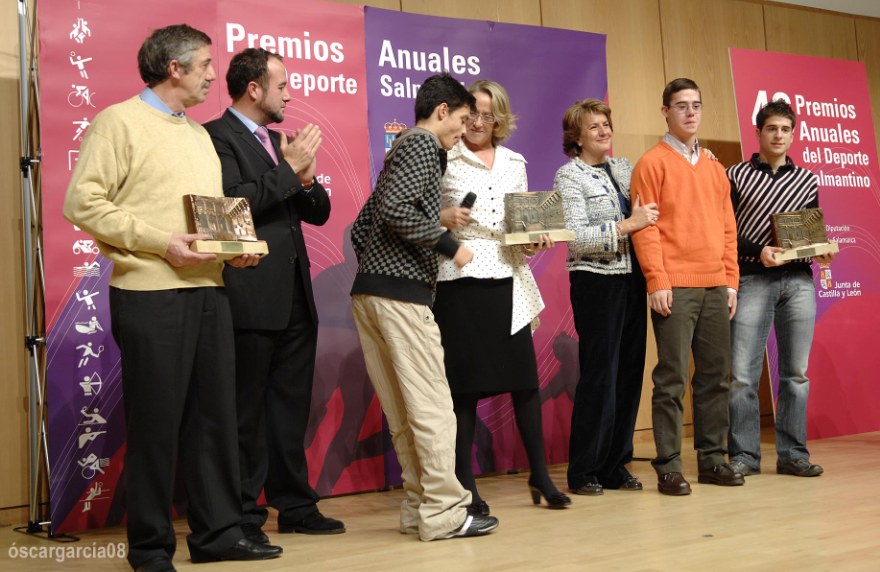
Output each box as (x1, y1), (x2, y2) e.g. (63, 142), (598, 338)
(64, 24), (280, 572)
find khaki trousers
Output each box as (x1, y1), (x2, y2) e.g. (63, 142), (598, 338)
(352, 295), (470, 540)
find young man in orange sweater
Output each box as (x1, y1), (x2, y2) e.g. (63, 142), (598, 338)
(630, 78), (743, 496)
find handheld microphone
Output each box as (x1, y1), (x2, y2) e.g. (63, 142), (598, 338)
(460, 192), (477, 209)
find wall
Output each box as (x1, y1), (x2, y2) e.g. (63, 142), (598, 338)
(1, 0), (29, 525)
(3, 0), (879, 520)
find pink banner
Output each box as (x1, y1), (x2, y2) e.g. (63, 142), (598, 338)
(730, 48), (880, 439)
(40, 0), (373, 534)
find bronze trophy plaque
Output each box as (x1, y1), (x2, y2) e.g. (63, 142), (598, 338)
(184, 195), (268, 259)
(501, 190), (575, 246)
(771, 207), (839, 262)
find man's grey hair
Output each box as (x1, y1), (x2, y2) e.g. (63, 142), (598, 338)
(137, 24), (212, 87)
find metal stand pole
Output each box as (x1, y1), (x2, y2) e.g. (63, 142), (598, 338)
(13, 0), (71, 541)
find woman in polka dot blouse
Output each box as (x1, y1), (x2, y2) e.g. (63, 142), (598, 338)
(433, 80), (571, 515)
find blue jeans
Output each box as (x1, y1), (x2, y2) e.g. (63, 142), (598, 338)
(729, 271), (816, 468)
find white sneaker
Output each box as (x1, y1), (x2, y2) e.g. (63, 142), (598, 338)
(440, 514), (499, 539)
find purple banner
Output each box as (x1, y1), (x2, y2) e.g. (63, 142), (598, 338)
(365, 8), (607, 479)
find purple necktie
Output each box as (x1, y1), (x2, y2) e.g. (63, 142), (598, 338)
(255, 126), (279, 165)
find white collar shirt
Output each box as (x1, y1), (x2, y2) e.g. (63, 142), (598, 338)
(663, 132), (701, 165)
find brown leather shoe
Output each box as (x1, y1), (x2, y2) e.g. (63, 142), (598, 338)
(697, 463), (745, 486)
(657, 472), (691, 496)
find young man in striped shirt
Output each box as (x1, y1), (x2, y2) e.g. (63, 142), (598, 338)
(727, 99), (835, 478)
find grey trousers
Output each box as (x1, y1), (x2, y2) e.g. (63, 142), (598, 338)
(650, 286), (731, 474)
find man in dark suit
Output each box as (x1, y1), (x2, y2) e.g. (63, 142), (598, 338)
(204, 48), (342, 544)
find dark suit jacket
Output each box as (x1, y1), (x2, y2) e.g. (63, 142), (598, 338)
(204, 109), (331, 330)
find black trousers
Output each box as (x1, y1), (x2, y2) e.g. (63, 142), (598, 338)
(110, 287), (242, 568)
(233, 268), (319, 525)
(567, 269), (646, 489)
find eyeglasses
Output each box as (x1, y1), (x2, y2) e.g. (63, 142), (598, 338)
(668, 102), (703, 113)
(468, 112), (496, 124)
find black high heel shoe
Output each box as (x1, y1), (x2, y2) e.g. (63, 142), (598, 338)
(528, 481), (572, 509)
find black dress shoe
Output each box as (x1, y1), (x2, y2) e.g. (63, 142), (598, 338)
(569, 476), (603, 496)
(467, 500), (491, 516)
(603, 467), (643, 491)
(777, 458), (824, 477)
(241, 522), (270, 544)
(278, 510), (345, 535)
(729, 460), (760, 476)
(618, 475), (643, 491)
(657, 472), (692, 496)
(134, 556), (176, 572)
(698, 463), (745, 486)
(190, 538), (282, 563)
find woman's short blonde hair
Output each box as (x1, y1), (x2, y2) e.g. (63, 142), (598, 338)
(469, 79), (517, 147)
(562, 99), (613, 157)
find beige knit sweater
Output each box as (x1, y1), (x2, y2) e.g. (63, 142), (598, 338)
(64, 96), (225, 290)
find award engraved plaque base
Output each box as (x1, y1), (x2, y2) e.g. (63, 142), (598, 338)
(501, 190), (575, 246)
(184, 195), (268, 259)
(771, 207), (839, 262)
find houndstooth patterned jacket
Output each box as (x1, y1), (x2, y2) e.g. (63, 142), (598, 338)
(351, 128), (460, 306)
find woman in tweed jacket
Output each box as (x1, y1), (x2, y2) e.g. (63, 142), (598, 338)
(555, 99), (658, 496)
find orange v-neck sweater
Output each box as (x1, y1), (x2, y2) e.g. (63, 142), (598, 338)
(630, 142), (738, 294)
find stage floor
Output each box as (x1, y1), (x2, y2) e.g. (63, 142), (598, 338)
(2, 431), (878, 571)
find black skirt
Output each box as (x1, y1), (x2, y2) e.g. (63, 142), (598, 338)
(433, 277), (539, 396)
